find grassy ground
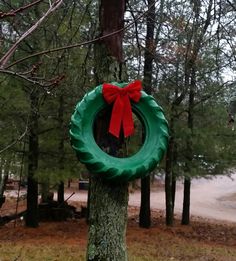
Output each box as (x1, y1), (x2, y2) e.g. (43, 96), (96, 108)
(1, 208), (236, 261)
(1, 231), (236, 261)
(1, 240), (236, 261)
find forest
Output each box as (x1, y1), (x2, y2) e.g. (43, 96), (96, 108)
(0, 0), (236, 260)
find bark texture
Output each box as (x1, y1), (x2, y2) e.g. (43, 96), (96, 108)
(87, 177), (128, 260)
(99, 0), (125, 63)
(86, 1), (128, 260)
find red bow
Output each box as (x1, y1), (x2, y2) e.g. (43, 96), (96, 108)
(102, 80), (142, 138)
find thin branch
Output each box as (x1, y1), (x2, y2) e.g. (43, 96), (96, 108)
(0, 127), (28, 154)
(126, 0), (142, 75)
(0, 69), (43, 85)
(0, 0), (42, 19)
(0, 68), (64, 88)
(0, 0), (64, 68)
(5, 0), (157, 69)
(194, 81), (232, 108)
(226, 0), (236, 11)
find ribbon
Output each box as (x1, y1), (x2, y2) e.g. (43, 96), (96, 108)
(102, 80), (142, 138)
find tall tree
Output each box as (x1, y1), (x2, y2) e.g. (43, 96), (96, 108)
(139, 0), (155, 229)
(25, 87), (40, 227)
(86, 1), (128, 260)
(182, 0), (213, 225)
(57, 94), (65, 205)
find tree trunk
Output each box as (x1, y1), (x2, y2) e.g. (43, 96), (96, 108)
(40, 182), (50, 203)
(171, 141), (178, 213)
(25, 88), (39, 228)
(181, 176), (191, 225)
(57, 94), (65, 205)
(86, 176), (91, 224)
(0, 157), (11, 209)
(139, 175), (151, 228)
(181, 0), (212, 225)
(139, 0), (155, 228)
(165, 135), (174, 226)
(0, 157), (11, 197)
(87, 177), (128, 260)
(165, 103), (177, 226)
(181, 86), (194, 225)
(181, 51), (195, 226)
(57, 182), (64, 205)
(86, 1), (128, 260)
(171, 174), (176, 212)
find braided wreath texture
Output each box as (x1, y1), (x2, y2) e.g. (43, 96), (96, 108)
(69, 82), (169, 182)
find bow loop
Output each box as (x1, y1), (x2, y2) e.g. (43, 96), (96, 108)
(102, 80), (142, 138)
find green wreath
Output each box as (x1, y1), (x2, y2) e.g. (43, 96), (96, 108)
(69, 82), (169, 182)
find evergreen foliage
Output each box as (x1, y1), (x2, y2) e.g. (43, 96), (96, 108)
(0, 0), (236, 228)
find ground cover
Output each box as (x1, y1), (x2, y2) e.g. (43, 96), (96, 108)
(0, 206), (236, 261)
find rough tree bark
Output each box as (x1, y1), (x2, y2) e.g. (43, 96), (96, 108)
(139, 0), (155, 229)
(86, 1), (128, 260)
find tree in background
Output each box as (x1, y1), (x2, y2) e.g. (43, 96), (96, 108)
(156, 0), (236, 225)
(0, 0), (236, 233)
(0, 1), (95, 225)
(139, 0), (155, 229)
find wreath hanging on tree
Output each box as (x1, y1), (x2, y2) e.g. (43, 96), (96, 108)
(69, 80), (169, 182)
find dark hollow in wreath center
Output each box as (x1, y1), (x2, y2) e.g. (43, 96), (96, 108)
(93, 106), (145, 158)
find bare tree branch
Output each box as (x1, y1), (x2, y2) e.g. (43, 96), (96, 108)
(0, 0), (64, 68)
(226, 0), (236, 11)
(5, 0), (157, 70)
(0, 127), (28, 154)
(0, 68), (64, 88)
(0, 0), (42, 19)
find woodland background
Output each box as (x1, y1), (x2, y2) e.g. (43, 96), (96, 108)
(0, 0), (236, 229)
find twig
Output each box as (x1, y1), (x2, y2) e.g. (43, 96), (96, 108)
(0, 0), (42, 19)
(5, 0), (157, 69)
(58, 192), (75, 207)
(0, 68), (64, 87)
(0, 0), (63, 68)
(226, 0), (236, 11)
(0, 127), (28, 154)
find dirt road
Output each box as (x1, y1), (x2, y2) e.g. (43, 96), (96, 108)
(66, 173), (236, 223)
(4, 173), (236, 223)
(130, 174), (236, 222)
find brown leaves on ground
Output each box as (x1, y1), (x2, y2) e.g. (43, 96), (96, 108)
(128, 207), (236, 247)
(1, 203), (236, 248)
